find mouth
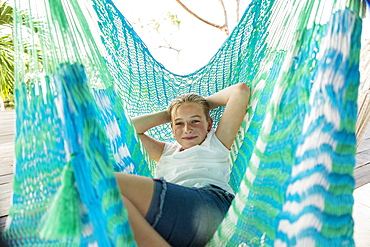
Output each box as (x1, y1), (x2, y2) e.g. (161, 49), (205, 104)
(182, 136), (197, 141)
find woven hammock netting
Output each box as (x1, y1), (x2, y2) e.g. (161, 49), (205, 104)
(1, 0), (367, 246)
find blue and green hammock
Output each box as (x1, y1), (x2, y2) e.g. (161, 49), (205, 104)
(1, 0), (365, 246)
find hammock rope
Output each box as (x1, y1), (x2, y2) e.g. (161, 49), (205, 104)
(1, 0), (364, 246)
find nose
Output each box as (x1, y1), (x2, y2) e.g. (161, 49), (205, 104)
(184, 122), (192, 132)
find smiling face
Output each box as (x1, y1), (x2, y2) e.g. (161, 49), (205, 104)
(171, 102), (213, 150)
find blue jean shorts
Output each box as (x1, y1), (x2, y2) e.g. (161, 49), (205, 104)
(145, 179), (235, 247)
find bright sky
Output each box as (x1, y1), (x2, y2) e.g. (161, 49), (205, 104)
(112, 0), (250, 74)
(111, 0), (369, 75)
(7, 0), (369, 75)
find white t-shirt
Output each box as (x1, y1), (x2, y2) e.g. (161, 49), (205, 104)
(155, 129), (234, 194)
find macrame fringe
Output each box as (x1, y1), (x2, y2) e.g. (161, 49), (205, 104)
(39, 162), (82, 240)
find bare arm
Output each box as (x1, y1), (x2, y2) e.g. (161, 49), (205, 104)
(132, 110), (170, 162)
(206, 83), (250, 149)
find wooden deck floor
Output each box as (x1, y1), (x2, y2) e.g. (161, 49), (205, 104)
(0, 110), (15, 233)
(355, 124), (370, 188)
(0, 109), (369, 233)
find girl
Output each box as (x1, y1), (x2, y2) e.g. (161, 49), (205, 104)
(115, 83), (250, 247)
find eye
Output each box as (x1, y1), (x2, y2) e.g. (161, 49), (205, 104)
(175, 122), (183, 126)
(192, 120), (200, 123)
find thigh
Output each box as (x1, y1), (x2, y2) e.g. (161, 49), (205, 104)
(115, 172), (154, 217)
(154, 183), (234, 247)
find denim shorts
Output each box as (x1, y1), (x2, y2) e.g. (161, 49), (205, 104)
(145, 179), (235, 247)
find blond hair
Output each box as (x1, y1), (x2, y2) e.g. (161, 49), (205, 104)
(167, 93), (211, 121)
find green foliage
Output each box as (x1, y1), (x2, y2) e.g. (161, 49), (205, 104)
(165, 12), (181, 29)
(0, 1), (14, 98)
(0, 1), (42, 107)
(0, 1), (12, 26)
(134, 11), (180, 33)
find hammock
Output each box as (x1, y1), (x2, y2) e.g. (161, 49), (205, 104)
(1, 0), (364, 246)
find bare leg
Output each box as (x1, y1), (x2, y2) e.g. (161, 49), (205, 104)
(115, 173), (170, 246)
(115, 173), (155, 217)
(122, 195), (170, 247)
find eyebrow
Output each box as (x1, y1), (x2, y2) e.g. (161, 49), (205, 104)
(174, 115), (202, 121)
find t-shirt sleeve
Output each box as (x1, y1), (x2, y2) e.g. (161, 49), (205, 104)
(162, 142), (176, 155)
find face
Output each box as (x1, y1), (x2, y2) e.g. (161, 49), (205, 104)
(171, 102), (213, 150)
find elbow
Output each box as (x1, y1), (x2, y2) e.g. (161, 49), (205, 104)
(235, 83), (250, 94)
(235, 83), (250, 105)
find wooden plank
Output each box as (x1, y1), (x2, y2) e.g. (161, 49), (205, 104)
(0, 137), (15, 146)
(0, 166), (13, 177)
(0, 152), (14, 162)
(0, 184), (12, 217)
(357, 123), (370, 153)
(354, 122), (370, 186)
(0, 174), (13, 185)
(0, 146), (15, 157)
(357, 136), (370, 154)
(0, 183), (12, 195)
(0, 154), (15, 164)
(0, 182), (12, 193)
(354, 161), (370, 188)
(0, 117), (15, 123)
(0, 202), (12, 218)
(0, 155), (15, 163)
(0, 127), (14, 132)
(356, 148), (370, 168)
(0, 191), (12, 203)
(0, 171), (14, 180)
(0, 111), (14, 231)
(0, 216), (7, 234)
(0, 111), (15, 205)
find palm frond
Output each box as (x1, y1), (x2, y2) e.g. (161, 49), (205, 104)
(0, 1), (13, 26)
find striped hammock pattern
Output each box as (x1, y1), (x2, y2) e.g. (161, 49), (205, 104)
(1, 0), (363, 246)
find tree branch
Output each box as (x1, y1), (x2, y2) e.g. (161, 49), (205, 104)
(158, 45), (181, 53)
(158, 37), (181, 59)
(218, 0), (229, 35)
(175, 0), (228, 35)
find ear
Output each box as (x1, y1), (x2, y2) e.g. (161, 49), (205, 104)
(207, 117), (213, 131)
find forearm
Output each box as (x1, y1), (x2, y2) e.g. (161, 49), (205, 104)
(132, 110), (170, 134)
(205, 83), (250, 109)
(209, 83), (250, 149)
